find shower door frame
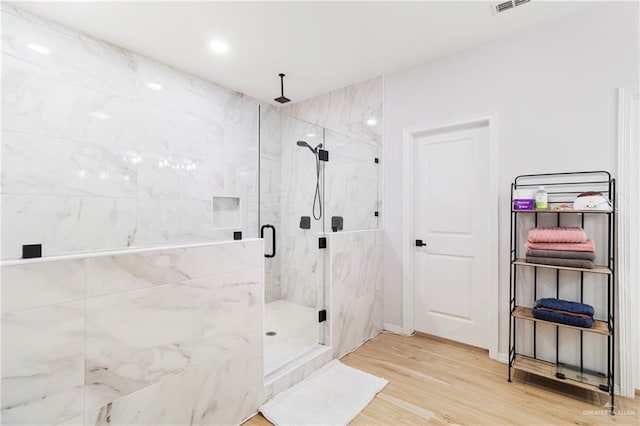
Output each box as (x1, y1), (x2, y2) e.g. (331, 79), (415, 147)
(258, 108), (329, 377)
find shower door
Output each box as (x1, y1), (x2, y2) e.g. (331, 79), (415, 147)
(259, 107), (327, 376)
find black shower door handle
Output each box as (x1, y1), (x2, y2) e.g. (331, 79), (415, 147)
(261, 225), (276, 258)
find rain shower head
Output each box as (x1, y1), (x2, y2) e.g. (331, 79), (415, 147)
(274, 73), (291, 104)
(274, 96), (291, 104)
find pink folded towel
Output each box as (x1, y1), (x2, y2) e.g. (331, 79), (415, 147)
(525, 240), (595, 253)
(528, 227), (587, 243)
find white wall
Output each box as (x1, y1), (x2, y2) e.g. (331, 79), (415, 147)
(383, 1), (639, 361)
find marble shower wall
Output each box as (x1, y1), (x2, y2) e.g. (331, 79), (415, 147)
(276, 77), (383, 313)
(277, 115), (325, 308)
(283, 77), (383, 146)
(1, 4), (259, 260)
(1, 240), (264, 426)
(283, 77), (382, 232)
(325, 130), (379, 232)
(329, 230), (384, 358)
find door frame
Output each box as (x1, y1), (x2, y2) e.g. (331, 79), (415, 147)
(401, 113), (500, 360)
(617, 85), (640, 397)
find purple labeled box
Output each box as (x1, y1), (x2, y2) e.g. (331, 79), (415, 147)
(513, 199), (535, 210)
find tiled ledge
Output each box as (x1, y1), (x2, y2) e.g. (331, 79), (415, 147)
(1, 238), (263, 266)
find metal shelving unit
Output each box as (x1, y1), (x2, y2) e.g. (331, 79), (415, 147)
(507, 171), (616, 414)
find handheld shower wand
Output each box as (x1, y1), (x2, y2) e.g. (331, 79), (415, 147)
(295, 141), (323, 221)
(296, 141), (322, 153)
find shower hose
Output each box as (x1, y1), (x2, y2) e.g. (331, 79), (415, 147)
(313, 154), (322, 220)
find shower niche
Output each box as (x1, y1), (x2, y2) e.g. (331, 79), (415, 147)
(212, 196), (241, 229)
(259, 106), (380, 377)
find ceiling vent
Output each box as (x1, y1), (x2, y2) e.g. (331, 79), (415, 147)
(495, 1), (514, 13)
(494, 0), (530, 14)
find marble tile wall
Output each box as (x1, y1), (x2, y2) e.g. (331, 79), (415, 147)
(324, 130), (379, 232)
(283, 77), (383, 146)
(274, 77), (383, 311)
(1, 4), (260, 260)
(282, 77), (382, 233)
(90, 341), (263, 426)
(262, 347), (333, 403)
(329, 230), (384, 358)
(1, 301), (84, 426)
(277, 115), (325, 308)
(1, 240), (264, 426)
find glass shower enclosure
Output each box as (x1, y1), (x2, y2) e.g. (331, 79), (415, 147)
(260, 111), (327, 376)
(259, 107), (380, 377)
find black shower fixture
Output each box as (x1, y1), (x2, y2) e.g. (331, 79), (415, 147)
(274, 73), (291, 104)
(296, 140), (322, 154)
(295, 140), (323, 220)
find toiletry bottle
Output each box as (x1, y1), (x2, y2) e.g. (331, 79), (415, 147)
(535, 186), (548, 209)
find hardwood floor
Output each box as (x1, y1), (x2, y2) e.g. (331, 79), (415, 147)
(245, 332), (639, 425)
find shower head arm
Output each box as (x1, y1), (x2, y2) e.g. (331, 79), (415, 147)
(280, 73), (285, 97)
(274, 73), (291, 104)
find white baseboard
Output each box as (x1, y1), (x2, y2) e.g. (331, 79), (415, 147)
(383, 323), (404, 334)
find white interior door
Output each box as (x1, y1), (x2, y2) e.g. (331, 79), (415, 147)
(413, 125), (491, 349)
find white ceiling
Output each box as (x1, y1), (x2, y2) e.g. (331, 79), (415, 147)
(13, 1), (597, 104)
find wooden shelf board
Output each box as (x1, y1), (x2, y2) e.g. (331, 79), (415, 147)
(512, 306), (609, 335)
(511, 209), (612, 214)
(512, 355), (607, 394)
(512, 258), (612, 275)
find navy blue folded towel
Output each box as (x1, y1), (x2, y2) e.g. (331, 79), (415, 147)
(532, 298), (594, 328)
(534, 298), (594, 316)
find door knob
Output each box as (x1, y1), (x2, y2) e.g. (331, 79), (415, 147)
(415, 239), (427, 247)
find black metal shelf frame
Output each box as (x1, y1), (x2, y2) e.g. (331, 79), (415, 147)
(507, 171), (616, 414)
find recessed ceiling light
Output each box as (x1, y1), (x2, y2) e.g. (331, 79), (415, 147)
(27, 43), (49, 55)
(307, 133), (317, 138)
(147, 82), (163, 91)
(366, 118), (377, 126)
(209, 39), (230, 55)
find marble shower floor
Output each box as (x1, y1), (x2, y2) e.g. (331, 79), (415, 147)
(264, 300), (319, 375)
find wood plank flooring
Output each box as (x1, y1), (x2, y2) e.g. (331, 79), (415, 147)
(245, 332), (639, 425)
